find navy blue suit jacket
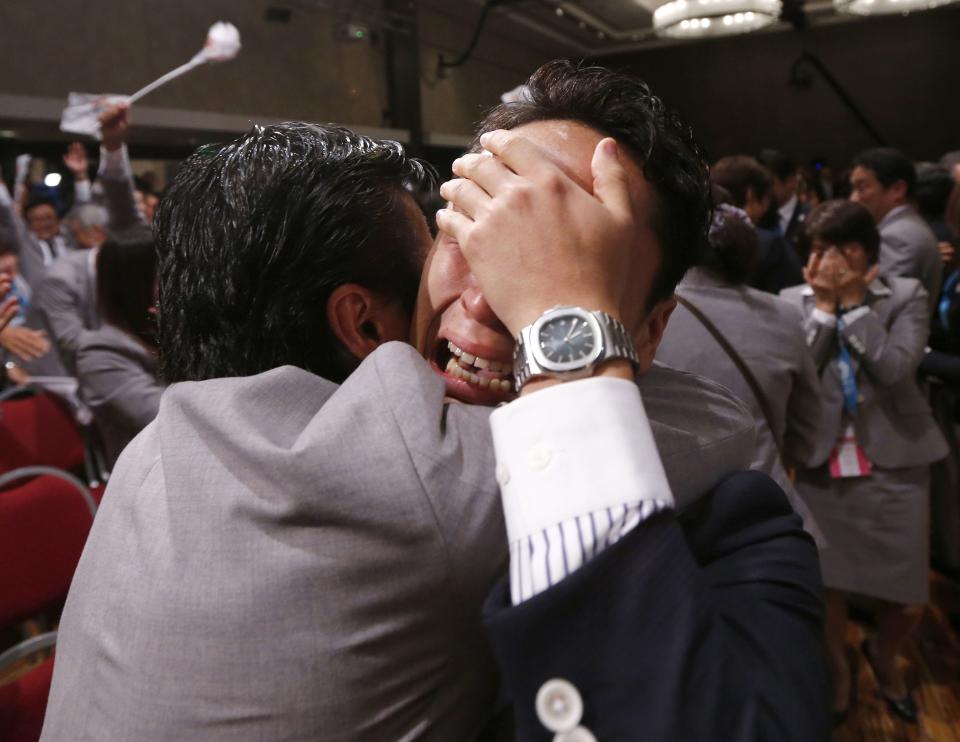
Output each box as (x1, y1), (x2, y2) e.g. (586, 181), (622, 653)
(482, 471), (828, 742)
(750, 228), (804, 295)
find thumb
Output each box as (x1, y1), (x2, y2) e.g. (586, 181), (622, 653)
(591, 138), (631, 217)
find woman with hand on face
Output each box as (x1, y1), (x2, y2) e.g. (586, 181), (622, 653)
(781, 200), (948, 726)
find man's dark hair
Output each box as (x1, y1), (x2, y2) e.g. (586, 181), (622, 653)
(914, 163), (954, 220)
(475, 60), (711, 308)
(710, 156), (773, 208)
(756, 149), (797, 181)
(23, 196), (59, 219)
(798, 200), (881, 265)
(97, 225), (157, 347)
(154, 122), (435, 383)
(939, 150), (960, 171)
(852, 147), (916, 198)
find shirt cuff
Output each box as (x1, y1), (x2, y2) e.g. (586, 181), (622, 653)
(489, 377), (674, 547)
(811, 307), (836, 327)
(99, 144), (131, 177)
(840, 305), (870, 325)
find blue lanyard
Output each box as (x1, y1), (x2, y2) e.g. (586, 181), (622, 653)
(836, 315), (859, 416)
(939, 269), (959, 333)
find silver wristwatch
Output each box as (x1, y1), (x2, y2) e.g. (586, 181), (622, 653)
(513, 306), (639, 392)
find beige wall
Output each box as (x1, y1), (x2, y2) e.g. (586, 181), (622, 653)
(0, 0), (564, 139)
(418, 2), (561, 136)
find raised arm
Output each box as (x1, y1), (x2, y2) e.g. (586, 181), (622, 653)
(97, 104), (146, 230)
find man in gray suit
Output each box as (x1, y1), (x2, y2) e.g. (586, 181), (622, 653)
(850, 147), (942, 311)
(44, 115), (762, 741)
(24, 107), (144, 379)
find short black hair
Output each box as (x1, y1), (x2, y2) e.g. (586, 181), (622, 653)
(799, 200), (881, 265)
(155, 122), (435, 383)
(710, 156), (773, 208)
(915, 163), (954, 220)
(852, 147), (916, 198)
(756, 149), (797, 181)
(474, 60), (711, 309)
(97, 226), (157, 347)
(23, 196), (59, 219)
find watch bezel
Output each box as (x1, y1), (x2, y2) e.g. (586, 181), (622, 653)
(529, 307), (605, 373)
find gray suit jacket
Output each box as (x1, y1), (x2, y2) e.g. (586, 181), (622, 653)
(657, 268), (825, 537)
(780, 276), (948, 468)
(24, 248), (98, 377)
(76, 324), (163, 468)
(878, 206), (942, 314)
(21, 167), (142, 378)
(43, 342), (757, 742)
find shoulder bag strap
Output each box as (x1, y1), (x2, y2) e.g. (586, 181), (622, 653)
(675, 294), (786, 463)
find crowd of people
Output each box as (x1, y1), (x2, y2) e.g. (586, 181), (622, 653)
(1, 59), (959, 740)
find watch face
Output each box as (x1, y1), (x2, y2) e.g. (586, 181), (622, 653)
(537, 314), (598, 365)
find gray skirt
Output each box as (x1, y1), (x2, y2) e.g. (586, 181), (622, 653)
(796, 464), (930, 605)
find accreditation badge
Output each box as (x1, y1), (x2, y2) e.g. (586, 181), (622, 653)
(829, 423), (872, 478)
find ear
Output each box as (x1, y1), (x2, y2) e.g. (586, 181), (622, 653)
(889, 179), (909, 202)
(326, 283), (409, 364)
(633, 297), (676, 374)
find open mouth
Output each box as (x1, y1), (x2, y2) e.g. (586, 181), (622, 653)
(434, 339), (513, 393)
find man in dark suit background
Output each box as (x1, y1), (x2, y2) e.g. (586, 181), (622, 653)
(758, 148), (811, 262)
(711, 154), (804, 294)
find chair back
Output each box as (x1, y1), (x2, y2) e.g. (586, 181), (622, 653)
(0, 392), (85, 474)
(0, 471), (95, 627)
(0, 655), (55, 742)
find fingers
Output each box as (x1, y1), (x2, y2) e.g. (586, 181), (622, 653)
(806, 251), (821, 276)
(0, 297), (17, 330)
(590, 138), (631, 220)
(439, 178), (492, 221)
(478, 129), (558, 182)
(452, 152), (517, 197)
(435, 207), (474, 248)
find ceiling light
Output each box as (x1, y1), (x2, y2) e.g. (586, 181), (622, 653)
(834, 0), (958, 14)
(652, 0), (781, 38)
(44, 173), (62, 188)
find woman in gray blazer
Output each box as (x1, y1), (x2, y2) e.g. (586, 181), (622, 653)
(76, 226), (163, 468)
(781, 200), (948, 725)
(657, 194), (825, 541)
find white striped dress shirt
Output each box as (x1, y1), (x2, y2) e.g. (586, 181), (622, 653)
(489, 377), (675, 604)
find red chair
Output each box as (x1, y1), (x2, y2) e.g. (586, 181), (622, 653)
(0, 468), (97, 741)
(0, 392), (85, 475)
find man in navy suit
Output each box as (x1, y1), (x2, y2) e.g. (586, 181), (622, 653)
(712, 154), (804, 294)
(439, 61), (828, 741)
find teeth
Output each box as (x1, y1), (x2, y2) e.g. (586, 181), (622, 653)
(442, 339), (513, 392)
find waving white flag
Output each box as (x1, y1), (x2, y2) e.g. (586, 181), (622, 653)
(60, 22), (241, 138)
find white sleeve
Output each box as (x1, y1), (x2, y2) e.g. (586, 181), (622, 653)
(489, 377), (673, 604)
(99, 144), (132, 177)
(811, 307), (837, 327)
